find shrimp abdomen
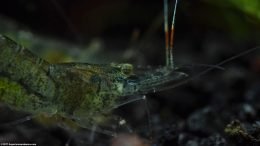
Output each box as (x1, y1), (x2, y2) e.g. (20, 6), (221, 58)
(0, 35), (56, 111)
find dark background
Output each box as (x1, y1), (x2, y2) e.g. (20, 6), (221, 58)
(0, 0), (260, 146)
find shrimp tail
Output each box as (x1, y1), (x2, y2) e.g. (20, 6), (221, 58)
(0, 35), (55, 100)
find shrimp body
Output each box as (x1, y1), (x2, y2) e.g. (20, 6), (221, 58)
(0, 35), (187, 128)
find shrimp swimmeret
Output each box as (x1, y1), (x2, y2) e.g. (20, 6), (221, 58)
(0, 0), (190, 136)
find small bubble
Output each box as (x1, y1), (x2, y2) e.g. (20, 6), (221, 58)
(119, 119), (126, 125)
(142, 95), (146, 100)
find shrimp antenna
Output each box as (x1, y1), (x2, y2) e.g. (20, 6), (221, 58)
(164, 0), (178, 69)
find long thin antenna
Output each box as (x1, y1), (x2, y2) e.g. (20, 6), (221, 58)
(164, 0), (178, 69)
(155, 46), (260, 92)
(164, 0), (170, 67)
(169, 0), (178, 69)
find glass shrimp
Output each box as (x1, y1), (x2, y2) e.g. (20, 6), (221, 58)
(0, 0), (187, 136)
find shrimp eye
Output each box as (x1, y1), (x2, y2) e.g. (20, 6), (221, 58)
(120, 64), (133, 76)
(110, 63), (133, 76)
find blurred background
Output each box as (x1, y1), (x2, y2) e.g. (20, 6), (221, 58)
(0, 0), (260, 146)
(0, 0), (259, 64)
